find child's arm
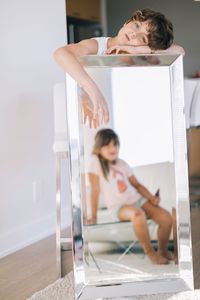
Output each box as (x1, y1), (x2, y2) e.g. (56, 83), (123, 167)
(106, 45), (151, 55)
(53, 39), (109, 124)
(88, 172), (100, 224)
(106, 43), (185, 56)
(153, 43), (185, 56)
(128, 175), (160, 206)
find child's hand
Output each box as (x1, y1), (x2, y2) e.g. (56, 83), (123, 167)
(149, 195), (160, 206)
(106, 45), (151, 55)
(90, 88), (109, 125)
(88, 217), (97, 225)
(81, 89), (109, 128)
(81, 91), (109, 128)
(81, 97), (99, 128)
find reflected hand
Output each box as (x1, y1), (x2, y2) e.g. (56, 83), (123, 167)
(88, 217), (97, 225)
(149, 195), (160, 206)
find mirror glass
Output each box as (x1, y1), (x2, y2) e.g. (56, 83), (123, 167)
(82, 56), (177, 284)
(66, 55), (193, 299)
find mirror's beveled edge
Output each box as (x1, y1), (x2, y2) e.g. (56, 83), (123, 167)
(65, 54), (194, 300)
(80, 54), (180, 68)
(65, 75), (87, 299)
(78, 277), (191, 300)
(169, 55), (194, 289)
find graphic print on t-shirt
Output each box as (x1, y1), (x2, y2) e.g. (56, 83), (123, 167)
(109, 164), (128, 193)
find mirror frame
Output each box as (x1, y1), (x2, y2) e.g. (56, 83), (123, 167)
(66, 54), (194, 299)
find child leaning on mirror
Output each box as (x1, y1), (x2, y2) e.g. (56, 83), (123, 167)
(54, 8), (185, 129)
(87, 128), (177, 265)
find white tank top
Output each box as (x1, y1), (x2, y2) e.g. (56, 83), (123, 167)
(92, 37), (110, 55)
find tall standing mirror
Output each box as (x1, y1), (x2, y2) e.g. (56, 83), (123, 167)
(66, 54), (193, 299)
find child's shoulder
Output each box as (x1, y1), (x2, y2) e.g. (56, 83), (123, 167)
(117, 158), (129, 166)
(89, 154), (100, 166)
(90, 153), (98, 160)
(88, 154), (101, 174)
(117, 158), (133, 173)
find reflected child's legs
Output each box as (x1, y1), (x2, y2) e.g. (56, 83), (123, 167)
(118, 205), (168, 264)
(141, 201), (173, 260)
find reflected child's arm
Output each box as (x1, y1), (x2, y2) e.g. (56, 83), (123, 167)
(88, 173), (100, 224)
(128, 175), (159, 206)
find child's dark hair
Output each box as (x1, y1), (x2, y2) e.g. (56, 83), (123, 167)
(127, 8), (174, 50)
(92, 128), (120, 180)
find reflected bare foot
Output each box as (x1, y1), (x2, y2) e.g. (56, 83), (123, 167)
(158, 251), (176, 261)
(146, 250), (169, 264)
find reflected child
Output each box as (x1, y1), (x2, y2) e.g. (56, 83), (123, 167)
(87, 128), (176, 264)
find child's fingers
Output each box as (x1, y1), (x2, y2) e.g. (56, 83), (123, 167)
(106, 47), (114, 54)
(96, 117), (100, 128)
(101, 101), (109, 123)
(82, 106), (101, 129)
(117, 46), (127, 54)
(89, 116), (92, 128)
(90, 99), (109, 127)
(106, 46), (118, 54)
(92, 110), (101, 128)
(84, 111), (87, 124)
(155, 197), (160, 206)
(103, 108), (109, 123)
(93, 119), (97, 129)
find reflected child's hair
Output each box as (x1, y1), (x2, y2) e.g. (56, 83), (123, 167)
(92, 128), (120, 180)
(126, 8), (173, 50)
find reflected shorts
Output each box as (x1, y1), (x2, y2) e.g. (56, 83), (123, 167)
(109, 197), (147, 222)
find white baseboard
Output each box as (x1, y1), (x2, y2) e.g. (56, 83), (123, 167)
(0, 208), (71, 258)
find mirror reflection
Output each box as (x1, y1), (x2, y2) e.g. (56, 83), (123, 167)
(77, 58), (179, 284)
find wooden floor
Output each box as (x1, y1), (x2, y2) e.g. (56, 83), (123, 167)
(0, 234), (73, 300)
(1, 206), (200, 300)
(191, 206), (200, 289)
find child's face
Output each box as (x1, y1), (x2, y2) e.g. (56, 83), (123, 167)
(99, 140), (119, 161)
(117, 20), (149, 47)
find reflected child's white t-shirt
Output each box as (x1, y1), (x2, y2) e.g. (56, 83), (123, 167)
(87, 154), (141, 209)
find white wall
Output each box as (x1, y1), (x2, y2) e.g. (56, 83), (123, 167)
(0, 0), (69, 257)
(111, 67), (173, 167)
